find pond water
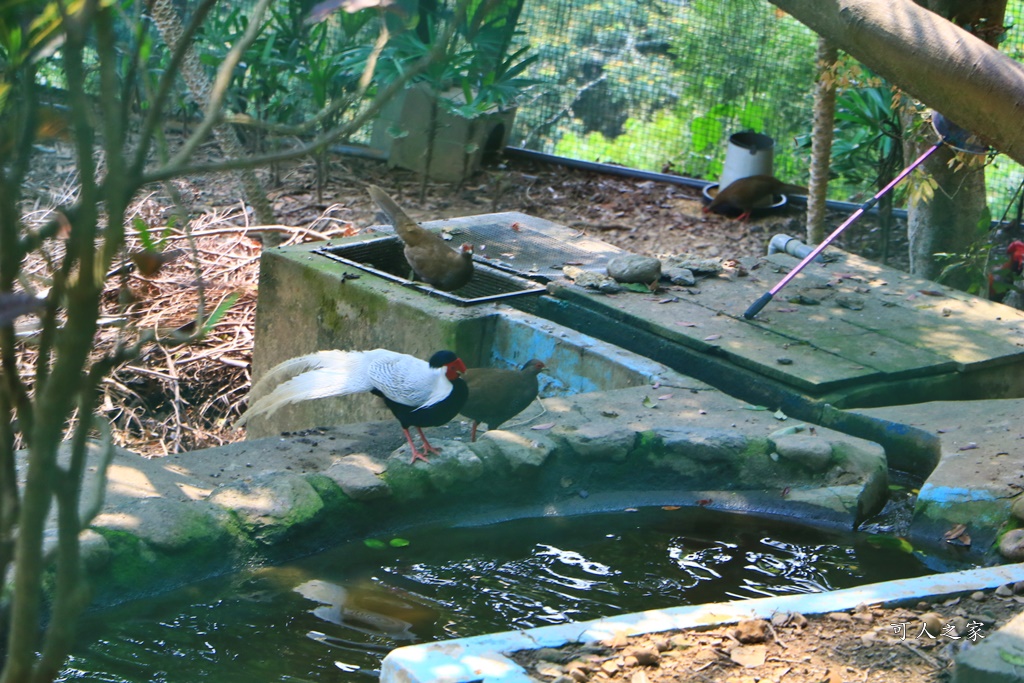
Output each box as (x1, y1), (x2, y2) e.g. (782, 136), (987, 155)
(60, 507), (931, 682)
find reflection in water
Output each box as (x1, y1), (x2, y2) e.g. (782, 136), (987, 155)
(63, 507), (931, 683)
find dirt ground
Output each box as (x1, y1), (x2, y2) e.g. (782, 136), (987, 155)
(510, 586), (1024, 683)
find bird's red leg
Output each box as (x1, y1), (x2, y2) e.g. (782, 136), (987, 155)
(737, 211), (751, 221)
(402, 428), (431, 464)
(470, 421), (479, 442)
(416, 427), (443, 456)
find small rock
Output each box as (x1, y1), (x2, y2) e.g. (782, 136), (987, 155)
(608, 254), (662, 284)
(650, 637), (671, 652)
(996, 584), (1015, 598)
(668, 634), (692, 650)
(1014, 581), (1024, 595)
(999, 529), (1024, 561)
(860, 631), (879, 646)
(918, 612), (945, 635)
(622, 645), (660, 666)
(790, 613), (809, 629)
(730, 644), (767, 668)
(568, 668), (588, 683)
(563, 265), (623, 293)
(662, 266), (696, 286)
(970, 591), (987, 601)
(1011, 496), (1024, 522)
(827, 611), (853, 623)
(733, 619), (770, 644)
(601, 659), (620, 675)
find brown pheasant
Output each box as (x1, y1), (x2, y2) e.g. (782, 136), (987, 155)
(461, 359), (545, 441)
(703, 175), (807, 221)
(368, 185), (474, 291)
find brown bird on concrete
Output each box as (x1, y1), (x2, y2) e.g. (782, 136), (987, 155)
(367, 185), (474, 291)
(461, 359), (545, 441)
(703, 175), (808, 221)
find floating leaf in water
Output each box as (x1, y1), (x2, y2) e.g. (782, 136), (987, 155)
(888, 484), (905, 491)
(363, 539), (387, 549)
(999, 649), (1024, 666)
(389, 538), (410, 548)
(704, 334), (722, 341)
(866, 535), (914, 553)
(661, 505), (680, 511)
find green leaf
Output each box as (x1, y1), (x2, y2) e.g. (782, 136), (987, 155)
(199, 292), (240, 336)
(364, 538), (387, 549)
(865, 534), (914, 553)
(642, 395), (655, 409)
(998, 649), (1024, 666)
(621, 282), (649, 293)
(389, 538), (410, 547)
(134, 216), (158, 252)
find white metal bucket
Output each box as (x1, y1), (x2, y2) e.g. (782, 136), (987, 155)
(718, 132), (775, 206)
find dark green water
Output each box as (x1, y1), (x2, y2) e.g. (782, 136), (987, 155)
(59, 507), (930, 682)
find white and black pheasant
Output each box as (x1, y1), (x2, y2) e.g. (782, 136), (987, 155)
(238, 349), (468, 463)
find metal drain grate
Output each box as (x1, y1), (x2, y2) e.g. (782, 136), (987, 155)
(315, 236), (547, 306)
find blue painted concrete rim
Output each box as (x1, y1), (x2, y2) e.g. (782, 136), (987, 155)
(380, 563), (1024, 683)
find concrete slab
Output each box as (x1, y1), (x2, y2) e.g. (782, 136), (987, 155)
(541, 249), (1024, 411)
(851, 399), (1024, 556)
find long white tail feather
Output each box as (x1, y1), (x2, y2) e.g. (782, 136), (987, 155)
(237, 348), (453, 427)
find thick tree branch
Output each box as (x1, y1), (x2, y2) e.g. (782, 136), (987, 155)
(767, 0), (1024, 165)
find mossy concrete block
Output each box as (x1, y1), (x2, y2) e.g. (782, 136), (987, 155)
(43, 528), (110, 572)
(207, 471), (324, 544)
(472, 430), (556, 470)
(94, 497), (234, 552)
(657, 427), (749, 463)
(385, 441), (484, 495)
(553, 423), (637, 461)
(324, 454), (391, 501)
(953, 610), (1024, 682)
(773, 435), (834, 473)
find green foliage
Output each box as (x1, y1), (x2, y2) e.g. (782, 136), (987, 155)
(934, 206), (996, 296)
(335, 0), (541, 120)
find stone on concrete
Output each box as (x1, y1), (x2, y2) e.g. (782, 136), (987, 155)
(386, 441), (484, 494)
(954, 610), (1024, 682)
(325, 454), (391, 500)
(554, 422), (637, 461)
(562, 265), (622, 293)
(662, 266), (696, 286)
(208, 471), (324, 544)
(999, 529), (1024, 561)
(607, 254), (662, 284)
(472, 430), (557, 469)
(773, 435), (834, 472)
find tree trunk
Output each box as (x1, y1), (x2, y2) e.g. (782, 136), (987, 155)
(903, 0), (1003, 279)
(150, 0), (277, 234)
(806, 37), (838, 244)
(766, 0), (1024, 167)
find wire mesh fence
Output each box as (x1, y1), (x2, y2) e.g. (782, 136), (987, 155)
(503, 0), (1024, 217)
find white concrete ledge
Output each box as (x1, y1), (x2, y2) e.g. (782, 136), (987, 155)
(381, 563), (1024, 683)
